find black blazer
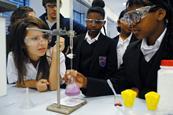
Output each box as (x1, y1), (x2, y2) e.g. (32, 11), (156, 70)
(83, 30), (173, 99)
(117, 30), (173, 98)
(73, 33), (118, 97)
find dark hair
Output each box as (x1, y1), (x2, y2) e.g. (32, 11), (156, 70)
(126, 0), (151, 7)
(150, 0), (173, 30)
(8, 6), (35, 56)
(11, 17), (50, 84)
(87, 0), (105, 18)
(42, 0), (62, 7)
(118, 9), (127, 20)
(117, 9), (127, 32)
(10, 6), (34, 24)
(87, 0), (106, 35)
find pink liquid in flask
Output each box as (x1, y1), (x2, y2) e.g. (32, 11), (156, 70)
(65, 81), (80, 96)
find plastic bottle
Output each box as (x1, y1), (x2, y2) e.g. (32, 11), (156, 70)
(157, 60), (173, 113)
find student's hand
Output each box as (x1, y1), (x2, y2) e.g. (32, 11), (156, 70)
(60, 37), (65, 52)
(36, 79), (49, 92)
(51, 44), (58, 60)
(131, 87), (139, 96)
(63, 69), (88, 88)
(52, 37), (65, 53)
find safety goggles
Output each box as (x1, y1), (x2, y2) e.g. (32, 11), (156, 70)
(24, 28), (51, 45)
(120, 5), (156, 26)
(24, 34), (51, 45)
(85, 19), (105, 25)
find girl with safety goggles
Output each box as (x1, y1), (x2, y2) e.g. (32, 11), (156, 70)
(114, 0), (173, 99)
(7, 17), (66, 92)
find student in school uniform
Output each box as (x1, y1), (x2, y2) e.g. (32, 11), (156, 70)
(7, 17), (66, 92)
(64, 0), (173, 99)
(64, 0), (118, 97)
(40, 0), (87, 47)
(114, 9), (137, 69)
(40, 0), (87, 69)
(114, 0), (173, 99)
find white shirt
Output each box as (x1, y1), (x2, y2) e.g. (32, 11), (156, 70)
(140, 28), (167, 62)
(85, 32), (100, 44)
(7, 51), (66, 84)
(46, 19), (56, 29)
(117, 34), (132, 68)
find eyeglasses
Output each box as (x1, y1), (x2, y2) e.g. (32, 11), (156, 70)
(120, 5), (156, 26)
(85, 19), (105, 25)
(46, 3), (57, 8)
(24, 33), (51, 46)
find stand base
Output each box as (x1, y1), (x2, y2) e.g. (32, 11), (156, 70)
(47, 100), (87, 114)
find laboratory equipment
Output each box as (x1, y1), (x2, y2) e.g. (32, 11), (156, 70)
(158, 60), (173, 114)
(107, 79), (122, 107)
(64, 0), (80, 97)
(145, 91), (160, 111)
(47, 0), (86, 114)
(121, 89), (137, 115)
(20, 87), (34, 109)
(65, 77), (80, 96)
(0, 17), (7, 97)
(0, 2), (16, 96)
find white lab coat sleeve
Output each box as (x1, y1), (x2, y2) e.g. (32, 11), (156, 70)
(7, 52), (18, 84)
(60, 52), (66, 78)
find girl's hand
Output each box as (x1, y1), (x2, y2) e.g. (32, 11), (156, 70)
(36, 79), (49, 92)
(131, 87), (139, 97)
(60, 37), (65, 52)
(52, 37), (65, 54)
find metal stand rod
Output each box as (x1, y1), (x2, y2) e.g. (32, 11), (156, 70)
(56, 0), (61, 107)
(69, 0), (74, 69)
(47, 1), (87, 114)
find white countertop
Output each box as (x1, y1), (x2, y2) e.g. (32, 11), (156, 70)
(0, 85), (172, 115)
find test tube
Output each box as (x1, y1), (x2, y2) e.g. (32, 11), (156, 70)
(69, 0), (74, 69)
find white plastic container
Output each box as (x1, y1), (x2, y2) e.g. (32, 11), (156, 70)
(0, 17), (7, 97)
(157, 60), (173, 113)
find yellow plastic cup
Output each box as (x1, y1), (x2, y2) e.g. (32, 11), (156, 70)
(121, 89), (137, 107)
(145, 91), (160, 111)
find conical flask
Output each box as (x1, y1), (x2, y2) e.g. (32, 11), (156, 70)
(65, 77), (80, 96)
